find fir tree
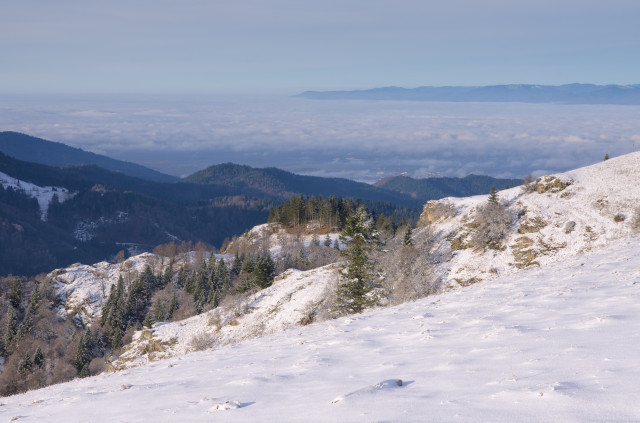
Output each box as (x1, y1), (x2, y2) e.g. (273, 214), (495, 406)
(324, 234), (332, 247)
(231, 253), (243, 276)
(604, 153), (610, 161)
(18, 352), (32, 374)
(34, 346), (44, 368)
(74, 331), (92, 375)
(3, 306), (17, 352)
(29, 283), (41, 312)
(402, 225), (414, 246)
(335, 206), (379, 314)
(9, 279), (21, 310)
(333, 238), (340, 250)
(254, 253), (276, 289)
(488, 186), (498, 204)
(168, 293), (179, 319)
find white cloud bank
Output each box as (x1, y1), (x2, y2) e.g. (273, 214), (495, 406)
(1, 94), (639, 182)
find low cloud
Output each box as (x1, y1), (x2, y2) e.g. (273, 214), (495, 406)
(1, 95), (639, 183)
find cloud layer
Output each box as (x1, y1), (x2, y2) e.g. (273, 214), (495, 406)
(1, 95), (639, 183)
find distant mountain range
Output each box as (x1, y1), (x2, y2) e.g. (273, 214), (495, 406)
(0, 132), (522, 275)
(297, 84), (640, 105)
(0, 131), (177, 183)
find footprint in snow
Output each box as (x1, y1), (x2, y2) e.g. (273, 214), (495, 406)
(331, 379), (409, 404)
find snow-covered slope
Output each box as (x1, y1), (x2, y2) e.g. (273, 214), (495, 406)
(111, 265), (339, 370)
(0, 170), (74, 220)
(4, 235), (640, 422)
(422, 152), (640, 286)
(50, 253), (161, 326)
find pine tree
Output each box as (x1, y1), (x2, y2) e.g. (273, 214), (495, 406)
(18, 352), (32, 374)
(335, 206), (379, 314)
(168, 293), (179, 319)
(29, 283), (41, 312)
(34, 346), (44, 368)
(254, 253), (276, 289)
(231, 253), (243, 276)
(74, 331), (92, 375)
(488, 186), (498, 204)
(9, 279), (21, 310)
(402, 225), (414, 246)
(3, 306), (17, 352)
(324, 234), (332, 247)
(333, 238), (340, 250)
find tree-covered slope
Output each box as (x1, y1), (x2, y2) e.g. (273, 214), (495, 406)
(0, 131), (177, 183)
(374, 174), (523, 202)
(181, 163), (422, 207)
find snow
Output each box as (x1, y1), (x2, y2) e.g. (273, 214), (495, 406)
(112, 265), (339, 369)
(4, 154), (640, 421)
(421, 151), (640, 286)
(50, 253), (159, 326)
(0, 170), (74, 220)
(3, 235), (640, 421)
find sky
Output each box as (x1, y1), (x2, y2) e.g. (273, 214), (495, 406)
(1, 0), (640, 94)
(2, 2), (640, 182)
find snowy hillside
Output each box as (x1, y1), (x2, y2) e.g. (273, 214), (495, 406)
(0, 170), (74, 220)
(421, 152), (640, 286)
(49, 253), (160, 326)
(111, 265), (339, 370)
(3, 234), (640, 421)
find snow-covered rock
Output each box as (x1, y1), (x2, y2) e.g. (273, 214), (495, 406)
(50, 253), (160, 326)
(421, 151), (640, 286)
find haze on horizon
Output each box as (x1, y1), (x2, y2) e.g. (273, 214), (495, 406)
(2, 1), (640, 182)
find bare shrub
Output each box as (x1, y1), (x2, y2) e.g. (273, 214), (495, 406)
(521, 174), (535, 193)
(189, 331), (214, 352)
(632, 208), (640, 231)
(469, 202), (512, 250)
(378, 225), (442, 305)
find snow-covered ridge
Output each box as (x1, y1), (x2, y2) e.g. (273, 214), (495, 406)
(112, 265), (338, 370)
(0, 170), (74, 220)
(422, 151), (640, 286)
(5, 234), (640, 421)
(50, 253), (160, 326)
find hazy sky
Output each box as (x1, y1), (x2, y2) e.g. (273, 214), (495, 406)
(2, 0), (639, 93)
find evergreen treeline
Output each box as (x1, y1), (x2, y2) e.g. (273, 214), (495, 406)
(267, 194), (418, 233)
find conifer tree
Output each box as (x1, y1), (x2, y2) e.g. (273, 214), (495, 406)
(34, 346), (44, 368)
(488, 186), (498, 204)
(335, 206), (379, 314)
(402, 225), (414, 247)
(231, 253), (243, 276)
(324, 234), (332, 247)
(18, 352), (32, 374)
(74, 331), (92, 376)
(168, 293), (179, 319)
(29, 283), (41, 312)
(254, 253), (276, 289)
(3, 306), (17, 352)
(9, 279), (21, 310)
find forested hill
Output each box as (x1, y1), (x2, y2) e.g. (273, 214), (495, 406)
(0, 131), (177, 183)
(180, 163), (423, 207)
(374, 174), (523, 201)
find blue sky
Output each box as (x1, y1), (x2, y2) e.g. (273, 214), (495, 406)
(2, 0), (639, 94)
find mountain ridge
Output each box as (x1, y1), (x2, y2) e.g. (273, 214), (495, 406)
(0, 131), (178, 183)
(297, 83), (640, 104)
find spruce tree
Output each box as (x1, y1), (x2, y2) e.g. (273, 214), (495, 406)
(335, 206), (379, 314)
(34, 346), (44, 368)
(402, 225), (414, 247)
(168, 293), (179, 319)
(254, 253), (276, 289)
(9, 279), (21, 310)
(488, 186), (498, 204)
(324, 234), (332, 247)
(3, 306), (17, 352)
(231, 253), (243, 276)
(18, 352), (32, 374)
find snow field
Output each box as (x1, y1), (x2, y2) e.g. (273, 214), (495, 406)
(3, 235), (640, 422)
(0, 170), (74, 220)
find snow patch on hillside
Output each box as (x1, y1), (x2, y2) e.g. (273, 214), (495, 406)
(50, 253), (159, 326)
(0, 170), (74, 220)
(4, 235), (640, 421)
(422, 151), (640, 287)
(112, 265), (339, 369)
